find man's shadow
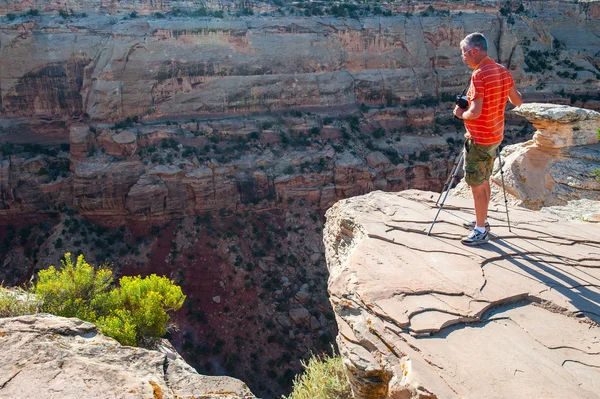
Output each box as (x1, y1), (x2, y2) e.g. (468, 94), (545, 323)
(484, 236), (600, 323)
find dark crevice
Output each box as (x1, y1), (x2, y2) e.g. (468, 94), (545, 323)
(549, 346), (600, 356)
(0, 370), (21, 390)
(561, 359), (600, 369)
(367, 233), (475, 258)
(369, 328), (403, 358)
(481, 252), (600, 269)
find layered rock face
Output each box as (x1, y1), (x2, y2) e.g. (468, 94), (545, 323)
(0, 0), (218, 15)
(0, 314), (256, 399)
(498, 103), (600, 209)
(0, 1), (598, 130)
(0, 116), (452, 219)
(324, 190), (600, 399)
(0, 1), (598, 220)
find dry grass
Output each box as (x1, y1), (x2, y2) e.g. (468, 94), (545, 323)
(0, 286), (40, 318)
(283, 352), (352, 399)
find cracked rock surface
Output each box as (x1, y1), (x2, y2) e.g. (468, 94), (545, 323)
(0, 314), (256, 399)
(324, 190), (600, 399)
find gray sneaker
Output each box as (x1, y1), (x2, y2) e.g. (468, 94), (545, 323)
(461, 229), (489, 246)
(463, 220), (490, 232)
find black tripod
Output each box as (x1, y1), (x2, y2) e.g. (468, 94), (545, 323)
(427, 151), (464, 236)
(496, 147), (512, 232)
(427, 146), (511, 236)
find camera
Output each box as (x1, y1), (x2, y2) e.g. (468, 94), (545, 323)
(456, 95), (469, 109)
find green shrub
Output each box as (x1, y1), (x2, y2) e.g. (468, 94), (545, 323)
(34, 253), (113, 321)
(372, 128), (385, 139)
(33, 253), (185, 346)
(284, 352), (352, 399)
(524, 50), (552, 73)
(99, 274), (186, 345)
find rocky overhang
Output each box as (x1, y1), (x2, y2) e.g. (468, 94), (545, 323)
(324, 189), (600, 399)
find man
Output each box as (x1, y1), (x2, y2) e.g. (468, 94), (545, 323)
(453, 32), (522, 246)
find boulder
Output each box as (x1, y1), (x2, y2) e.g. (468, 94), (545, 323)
(289, 307), (310, 324)
(295, 289), (311, 304)
(0, 314), (256, 399)
(366, 152), (392, 169)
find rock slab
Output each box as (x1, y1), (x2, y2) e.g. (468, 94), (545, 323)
(324, 189), (600, 399)
(0, 314), (256, 399)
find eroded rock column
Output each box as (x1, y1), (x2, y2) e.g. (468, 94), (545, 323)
(498, 103), (600, 209)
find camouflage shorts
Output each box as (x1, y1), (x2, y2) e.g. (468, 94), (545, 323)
(463, 139), (500, 187)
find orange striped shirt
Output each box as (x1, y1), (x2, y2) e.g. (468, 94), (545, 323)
(465, 58), (515, 145)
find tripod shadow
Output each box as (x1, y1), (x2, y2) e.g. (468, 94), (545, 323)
(485, 237), (600, 324)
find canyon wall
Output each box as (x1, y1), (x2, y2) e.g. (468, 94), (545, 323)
(1, 1), (598, 221)
(0, 1), (598, 132)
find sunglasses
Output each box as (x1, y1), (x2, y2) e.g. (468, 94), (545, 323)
(461, 48), (475, 57)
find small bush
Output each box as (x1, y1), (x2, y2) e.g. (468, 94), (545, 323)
(33, 253), (185, 346)
(34, 253), (113, 321)
(190, 7), (209, 17)
(284, 352), (352, 399)
(113, 116), (138, 130)
(372, 128), (385, 139)
(98, 274), (185, 345)
(524, 50), (552, 73)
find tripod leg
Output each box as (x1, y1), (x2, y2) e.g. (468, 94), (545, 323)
(428, 153), (464, 236)
(497, 148), (512, 232)
(436, 152), (463, 206)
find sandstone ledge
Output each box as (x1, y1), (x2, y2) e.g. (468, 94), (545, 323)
(0, 314), (256, 399)
(324, 190), (600, 399)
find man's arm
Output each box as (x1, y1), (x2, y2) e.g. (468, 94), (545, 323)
(454, 97), (483, 120)
(508, 86), (523, 106)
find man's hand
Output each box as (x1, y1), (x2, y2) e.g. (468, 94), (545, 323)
(464, 131), (472, 139)
(453, 105), (465, 119)
(508, 86), (523, 106)
(456, 98), (483, 121)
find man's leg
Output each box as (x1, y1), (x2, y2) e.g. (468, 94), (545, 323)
(471, 180), (490, 228)
(462, 141), (496, 245)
